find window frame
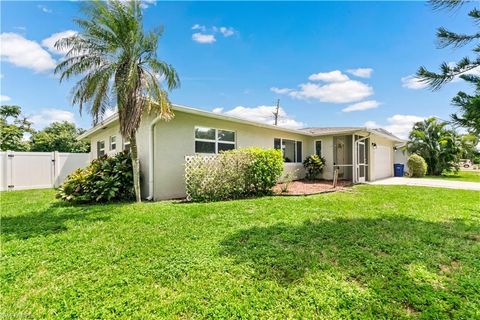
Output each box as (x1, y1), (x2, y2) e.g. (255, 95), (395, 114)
(123, 140), (130, 152)
(274, 138), (303, 163)
(314, 140), (322, 157)
(110, 135), (117, 151)
(194, 126), (236, 154)
(97, 140), (106, 157)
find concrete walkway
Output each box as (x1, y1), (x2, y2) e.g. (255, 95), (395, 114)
(369, 177), (480, 191)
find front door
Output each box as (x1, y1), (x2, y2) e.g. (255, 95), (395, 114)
(356, 140), (366, 183)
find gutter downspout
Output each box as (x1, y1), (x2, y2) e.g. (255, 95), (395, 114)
(146, 115), (163, 200)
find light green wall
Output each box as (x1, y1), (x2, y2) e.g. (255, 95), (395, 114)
(88, 111), (398, 200)
(152, 111), (312, 200)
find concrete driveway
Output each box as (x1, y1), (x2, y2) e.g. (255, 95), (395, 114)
(369, 177), (480, 191)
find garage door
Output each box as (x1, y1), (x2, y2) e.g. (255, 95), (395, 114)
(374, 145), (392, 180)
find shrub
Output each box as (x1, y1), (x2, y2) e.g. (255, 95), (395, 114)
(56, 151), (134, 203)
(407, 154), (428, 178)
(185, 148), (283, 202)
(303, 154), (326, 180)
(280, 169), (298, 193)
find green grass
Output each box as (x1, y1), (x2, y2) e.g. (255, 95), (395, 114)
(1, 187), (479, 319)
(425, 170), (480, 182)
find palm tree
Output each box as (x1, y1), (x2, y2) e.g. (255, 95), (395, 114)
(55, 0), (179, 202)
(407, 117), (461, 175)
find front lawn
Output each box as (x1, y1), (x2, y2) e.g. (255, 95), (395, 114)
(426, 170), (480, 182)
(1, 186), (479, 319)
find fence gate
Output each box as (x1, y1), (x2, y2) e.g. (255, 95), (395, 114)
(0, 151), (90, 191)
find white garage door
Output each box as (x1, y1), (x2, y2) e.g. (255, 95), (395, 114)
(374, 145), (392, 180)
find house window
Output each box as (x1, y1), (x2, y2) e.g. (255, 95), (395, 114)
(97, 140), (105, 157)
(274, 138), (303, 163)
(123, 140), (130, 152)
(315, 140), (322, 157)
(195, 127), (236, 154)
(110, 135), (116, 151)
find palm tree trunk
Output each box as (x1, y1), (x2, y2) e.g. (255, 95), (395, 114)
(130, 135), (142, 202)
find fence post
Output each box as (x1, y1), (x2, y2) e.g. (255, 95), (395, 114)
(6, 150), (14, 191)
(53, 151), (60, 188)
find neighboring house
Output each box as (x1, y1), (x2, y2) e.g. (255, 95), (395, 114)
(79, 104), (405, 200)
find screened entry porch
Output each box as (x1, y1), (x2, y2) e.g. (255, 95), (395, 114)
(332, 135), (370, 183)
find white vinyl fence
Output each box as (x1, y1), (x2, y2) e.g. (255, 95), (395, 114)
(0, 151), (90, 191)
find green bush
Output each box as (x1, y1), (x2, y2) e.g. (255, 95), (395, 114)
(303, 154), (326, 180)
(56, 151), (134, 203)
(407, 154), (428, 178)
(185, 148), (283, 202)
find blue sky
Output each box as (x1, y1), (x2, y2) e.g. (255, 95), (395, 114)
(1, 1), (477, 138)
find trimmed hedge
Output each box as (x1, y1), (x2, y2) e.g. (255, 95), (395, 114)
(56, 151), (134, 203)
(185, 148), (283, 202)
(408, 154), (428, 178)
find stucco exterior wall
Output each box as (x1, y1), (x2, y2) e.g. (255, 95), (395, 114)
(89, 125), (125, 160)
(152, 111), (312, 200)
(311, 136), (334, 180)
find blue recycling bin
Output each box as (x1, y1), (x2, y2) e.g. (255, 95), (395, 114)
(394, 163), (404, 177)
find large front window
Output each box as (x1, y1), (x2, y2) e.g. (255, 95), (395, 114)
(274, 138), (303, 163)
(195, 127), (236, 154)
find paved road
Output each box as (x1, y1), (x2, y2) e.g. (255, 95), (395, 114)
(369, 177), (480, 191)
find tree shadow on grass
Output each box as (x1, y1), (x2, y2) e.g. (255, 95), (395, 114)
(220, 217), (480, 316)
(1, 202), (114, 241)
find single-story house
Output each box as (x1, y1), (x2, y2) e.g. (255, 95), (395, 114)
(79, 104), (405, 200)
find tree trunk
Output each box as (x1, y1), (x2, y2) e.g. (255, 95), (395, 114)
(130, 135), (142, 203)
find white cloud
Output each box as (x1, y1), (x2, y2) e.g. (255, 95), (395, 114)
(0, 95), (11, 102)
(219, 27), (235, 37)
(38, 5), (52, 13)
(308, 70), (349, 82)
(342, 100), (380, 112)
(192, 24), (206, 32)
(364, 120), (378, 128)
(29, 108), (76, 129)
(140, 0), (156, 9)
(41, 30), (77, 55)
(274, 70), (374, 103)
(401, 75), (428, 90)
(288, 80), (374, 103)
(0, 33), (56, 72)
(191, 25), (236, 43)
(192, 33), (216, 44)
(270, 87), (293, 94)
(347, 68), (373, 78)
(212, 105), (305, 129)
(365, 114), (426, 139)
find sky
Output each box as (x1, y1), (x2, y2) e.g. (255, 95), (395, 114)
(1, 0), (478, 139)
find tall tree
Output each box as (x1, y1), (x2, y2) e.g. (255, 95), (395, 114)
(30, 121), (90, 153)
(407, 117), (461, 175)
(0, 105), (34, 151)
(417, 0), (480, 135)
(55, 0), (179, 202)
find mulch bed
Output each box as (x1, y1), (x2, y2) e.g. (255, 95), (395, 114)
(274, 179), (351, 196)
